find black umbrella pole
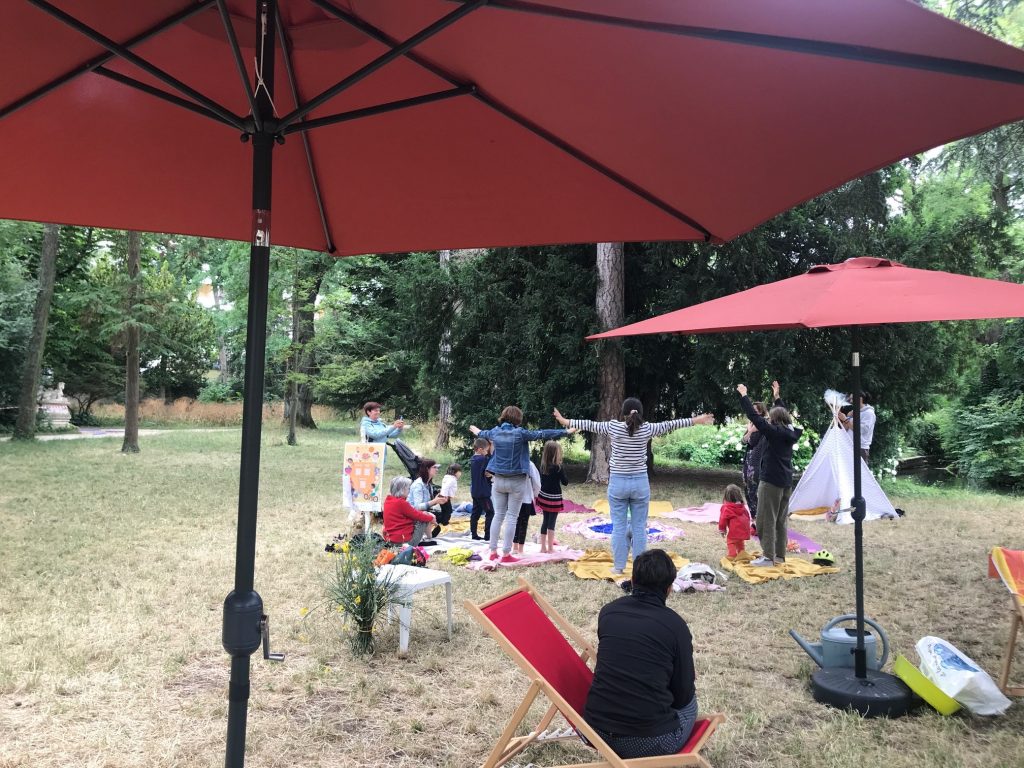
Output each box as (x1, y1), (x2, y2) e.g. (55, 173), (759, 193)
(224, 4), (277, 767)
(851, 327), (867, 678)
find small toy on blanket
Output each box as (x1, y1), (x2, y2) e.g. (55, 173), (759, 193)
(561, 515), (685, 542)
(592, 499), (677, 517)
(720, 551), (839, 584)
(568, 549), (689, 581)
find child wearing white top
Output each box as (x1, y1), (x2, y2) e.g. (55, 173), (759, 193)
(434, 463), (461, 537)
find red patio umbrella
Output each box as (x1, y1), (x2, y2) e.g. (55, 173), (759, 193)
(5, 2), (1024, 762)
(590, 256), (1024, 715)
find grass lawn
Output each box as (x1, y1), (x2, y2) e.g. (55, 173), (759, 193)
(0, 425), (1022, 767)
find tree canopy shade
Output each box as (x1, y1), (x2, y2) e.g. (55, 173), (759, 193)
(2, 0), (1024, 254)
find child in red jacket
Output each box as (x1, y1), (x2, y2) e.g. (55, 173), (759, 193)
(718, 484), (751, 558)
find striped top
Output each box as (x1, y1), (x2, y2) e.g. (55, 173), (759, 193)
(569, 418), (695, 475)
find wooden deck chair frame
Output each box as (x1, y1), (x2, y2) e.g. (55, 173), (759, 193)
(998, 594), (1024, 696)
(465, 577), (724, 768)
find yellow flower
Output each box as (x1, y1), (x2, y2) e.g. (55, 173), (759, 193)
(340, 542), (350, 553)
(299, 607), (309, 617)
(354, 596), (361, 604)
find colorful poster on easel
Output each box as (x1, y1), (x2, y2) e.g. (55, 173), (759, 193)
(342, 442), (385, 513)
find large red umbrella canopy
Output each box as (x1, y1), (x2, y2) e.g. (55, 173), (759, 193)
(589, 257), (1024, 338)
(3, 1), (1024, 254)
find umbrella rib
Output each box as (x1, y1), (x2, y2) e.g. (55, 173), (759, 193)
(25, 0), (244, 132)
(449, 0), (1024, 86)
(0, 1), (217, 123)
(280, 87), (473, 135)
(276, 0), (489, 133)
(310, 0), (716, 241)
(93, 67), (240, 130)
(216, 0), (261, 133)
(274, 11), (334, 254)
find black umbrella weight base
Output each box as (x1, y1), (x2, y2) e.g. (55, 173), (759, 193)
(811, 668), (915, 718)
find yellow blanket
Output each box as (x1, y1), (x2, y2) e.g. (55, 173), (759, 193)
(591, 499), (677, 517)
(568, 549), (689, 581)
(720, 551), (839, 584)
(441, 518), (471, 533)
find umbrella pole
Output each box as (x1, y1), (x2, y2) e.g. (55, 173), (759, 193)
(223, 3), (278, 767)
(851, 326), (867, 678)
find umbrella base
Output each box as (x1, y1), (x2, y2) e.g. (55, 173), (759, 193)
(810, 668), (915, 718)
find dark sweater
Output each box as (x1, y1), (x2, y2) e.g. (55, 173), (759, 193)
(584, 589), (696, 737)
(739, 395), (803, 488)
(470, 453), (492, 499)
(539, 465), (568, 495)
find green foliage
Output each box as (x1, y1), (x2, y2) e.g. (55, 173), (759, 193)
(944, 394), (1024, 490)
(905, 410), (949, 457)
(0, 221), (40, 410)
(657, 422), (817, 470)
(323, 539), (401, 657)
(197, 381), (237, 403)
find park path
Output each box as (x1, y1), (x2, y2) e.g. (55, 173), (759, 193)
(0, 427), (237, 442)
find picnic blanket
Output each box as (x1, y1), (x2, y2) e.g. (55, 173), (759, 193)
(591, 499), (677, 517)
(561, 515), (686, 542)
(719, 551), (839, 584)
(568, 549), (689, 581)
(466, 544), (584, 571)
(562, 499), (597, 514)
(990, 547), (1024, 604)
(753, 530), (823, 554)
(659, 502), (722, 524)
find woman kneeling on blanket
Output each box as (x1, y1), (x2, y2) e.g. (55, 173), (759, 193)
(584, 549), (698, 759)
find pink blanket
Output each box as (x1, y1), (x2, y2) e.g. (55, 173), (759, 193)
(659, 502), (722, 524)
(466, 548), (585, 571)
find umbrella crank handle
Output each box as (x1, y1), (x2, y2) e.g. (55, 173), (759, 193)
(260, 614), (285, 662)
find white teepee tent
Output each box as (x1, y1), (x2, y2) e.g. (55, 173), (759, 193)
(788, 391), (897, 524)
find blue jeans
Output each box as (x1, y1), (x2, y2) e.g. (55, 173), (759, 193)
(608, 473), (650, 573)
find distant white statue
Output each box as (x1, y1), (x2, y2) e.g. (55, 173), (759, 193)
(38, 381), (72, 429)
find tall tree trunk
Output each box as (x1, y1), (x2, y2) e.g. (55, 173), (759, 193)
(121, 231), (141, 454)
(283, 252), (330, 430)
(13, 224), (60, 440)
(287, 283), (298, 446)
(588, 242), (625, 483)
(435, 250), (454, 449)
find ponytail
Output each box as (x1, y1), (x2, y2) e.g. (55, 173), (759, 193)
(621, 397), (644, 437)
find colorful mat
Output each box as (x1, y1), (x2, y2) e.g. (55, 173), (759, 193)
(753, 530), (823, 554)
(466, 545), (584, 571)
(659, 502), (722, 524)
(568, 549), (689, 581)
(591, 499), (677, 517)
(719, 551), (839, 584)
(561, 515), (686, 542)
(562, 499), (597, 514)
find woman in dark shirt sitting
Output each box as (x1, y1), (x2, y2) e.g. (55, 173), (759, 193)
(584, 549), (698, 759)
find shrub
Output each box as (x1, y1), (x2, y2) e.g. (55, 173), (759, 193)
(904, 410), (948, 458)
(197, 381), (236, 403)
(656, 420), (818, 471)
(945, 394), (1024, 491)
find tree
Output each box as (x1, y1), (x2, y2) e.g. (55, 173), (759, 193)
(13, 223), (59, 439)
(589, 242), (625, 483)
(121, 231), (141, 453)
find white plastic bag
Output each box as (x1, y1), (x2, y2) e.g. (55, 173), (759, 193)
(916, 636), (1012, 715)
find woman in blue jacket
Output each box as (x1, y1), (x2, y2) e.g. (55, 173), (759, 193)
(470, 406), (572, 563)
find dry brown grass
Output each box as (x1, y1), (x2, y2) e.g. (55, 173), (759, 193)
(0, 428), (1022, 767)
(91, 398), (339, 427)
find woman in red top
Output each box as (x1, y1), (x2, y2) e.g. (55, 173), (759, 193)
(718, 484), (751, 558)
(383, 476), (436, 545)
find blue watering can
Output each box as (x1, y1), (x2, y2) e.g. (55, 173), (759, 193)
(789, 614), (890, 671)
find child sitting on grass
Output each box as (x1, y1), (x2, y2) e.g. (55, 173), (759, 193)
(718, 484), (751, 558)
(434, 462), (462, 537)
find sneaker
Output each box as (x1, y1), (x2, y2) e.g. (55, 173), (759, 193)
(499, 554), (520, 564)
(750, 556), (775, 567)
(488, 551), (499, 561)
(773, 558), (786, 565)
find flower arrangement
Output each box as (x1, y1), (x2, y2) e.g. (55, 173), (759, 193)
(324, 537), (401, 656)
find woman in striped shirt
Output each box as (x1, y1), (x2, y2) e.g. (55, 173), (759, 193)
(554, 399), (713, 574)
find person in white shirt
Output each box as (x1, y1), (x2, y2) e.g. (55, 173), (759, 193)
(839, 392), (876, 461)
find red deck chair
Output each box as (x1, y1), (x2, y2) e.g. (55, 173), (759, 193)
(465, 577), (724, 768)
(989, 547), (1024, 696)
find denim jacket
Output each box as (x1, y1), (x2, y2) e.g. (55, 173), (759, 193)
(478, 422), (568, 476)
